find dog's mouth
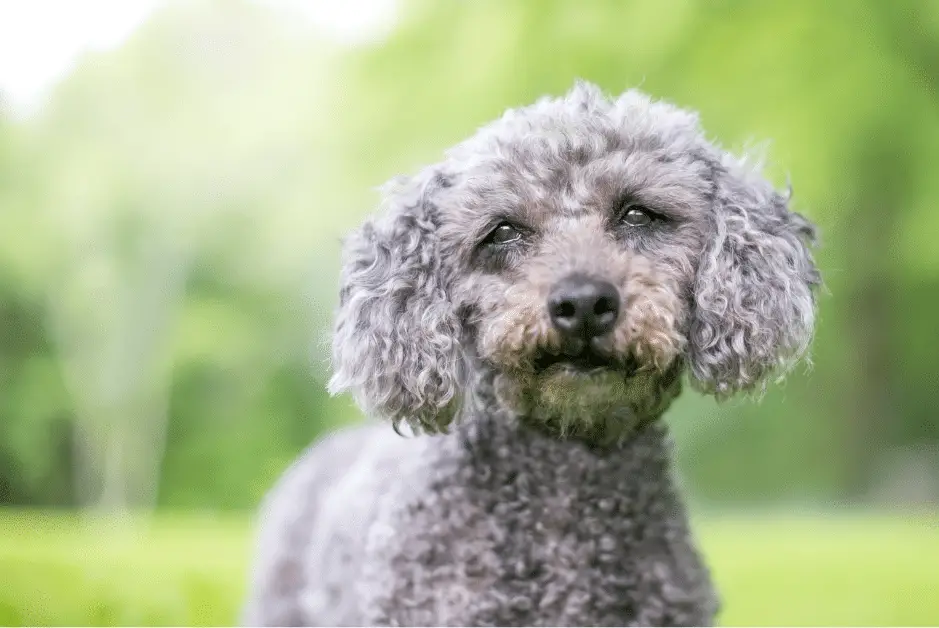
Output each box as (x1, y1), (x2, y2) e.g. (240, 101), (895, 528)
(533, 348), (639, 377)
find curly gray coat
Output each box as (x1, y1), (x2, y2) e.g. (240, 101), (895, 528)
(241, 82), (821, 626)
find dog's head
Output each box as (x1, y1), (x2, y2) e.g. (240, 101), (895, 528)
(329, 82), (820, 440)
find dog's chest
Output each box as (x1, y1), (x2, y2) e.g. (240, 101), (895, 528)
(360, 425), (715, 626)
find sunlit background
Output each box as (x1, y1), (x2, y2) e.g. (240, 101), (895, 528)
(1, 0), (937, 625)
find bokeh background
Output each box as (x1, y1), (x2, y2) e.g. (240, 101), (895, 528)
(1, 0), (938, 625)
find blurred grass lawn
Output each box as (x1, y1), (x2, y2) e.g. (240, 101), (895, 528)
(0, 510), (936, 626)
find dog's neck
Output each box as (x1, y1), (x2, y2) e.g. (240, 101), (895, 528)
(458, 402), (673, 457)
(435, 410), (716, 626)
(465, 360), (684, 448)
(372, 387), (716, 626)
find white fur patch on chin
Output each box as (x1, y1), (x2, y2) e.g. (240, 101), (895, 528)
(536, 369), (632, 416)
(492, 365), (665, 436)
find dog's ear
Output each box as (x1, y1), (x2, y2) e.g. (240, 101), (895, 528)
(688, 154), (821, 398)
(328, 170), (465, 434)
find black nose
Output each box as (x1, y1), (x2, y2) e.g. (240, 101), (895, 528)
(547, 275), (620, 338)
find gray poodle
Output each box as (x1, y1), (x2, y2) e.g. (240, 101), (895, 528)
(241, 82), (820, 626)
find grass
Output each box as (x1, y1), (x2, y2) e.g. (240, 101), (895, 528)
(695, 512), (939, 625)
(0, 510), (247, 626)
(0, 509), (937, 625)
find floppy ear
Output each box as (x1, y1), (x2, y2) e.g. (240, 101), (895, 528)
(689, 154), (821, 398)
(328, 171), (465, 434)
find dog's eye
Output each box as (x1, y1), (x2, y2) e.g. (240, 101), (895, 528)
(622, 207), (653, 227)
(485, 222), (522, 245)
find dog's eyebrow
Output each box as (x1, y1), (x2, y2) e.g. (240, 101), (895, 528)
(616, 186), (703, 222)
(469, 212), (534, 244)
(457, 186), (546, 238)
(579, 152), (713, 222)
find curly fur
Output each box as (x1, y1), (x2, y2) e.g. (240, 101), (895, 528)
(689, 156), (820, 396)
(328, 171), (468, 434)
(242, 81), (820, 626)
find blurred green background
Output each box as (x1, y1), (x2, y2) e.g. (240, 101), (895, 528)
(1, 0), (938, 625)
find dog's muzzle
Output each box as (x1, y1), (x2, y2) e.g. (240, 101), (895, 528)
(536, 274), (631, 373)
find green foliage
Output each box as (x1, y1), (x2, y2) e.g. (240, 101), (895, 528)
(0, 0), (355, 509)
(0, 0), (938, 510)
(330, 0), (939, 502)
(1, 511), (937, 626)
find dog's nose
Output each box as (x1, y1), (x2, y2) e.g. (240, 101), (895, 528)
(547, 275), (620, 338)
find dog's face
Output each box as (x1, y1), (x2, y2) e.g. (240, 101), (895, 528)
(442, 137), (710, 438)
(330, 83), (820, 439)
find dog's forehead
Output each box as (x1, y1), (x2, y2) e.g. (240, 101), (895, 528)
(450, 87), (705, 161)
(446, 136), (714, 228)
(435, 87), (716, 247)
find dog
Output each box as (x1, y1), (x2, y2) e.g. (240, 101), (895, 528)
(241, 81), (821, 626)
